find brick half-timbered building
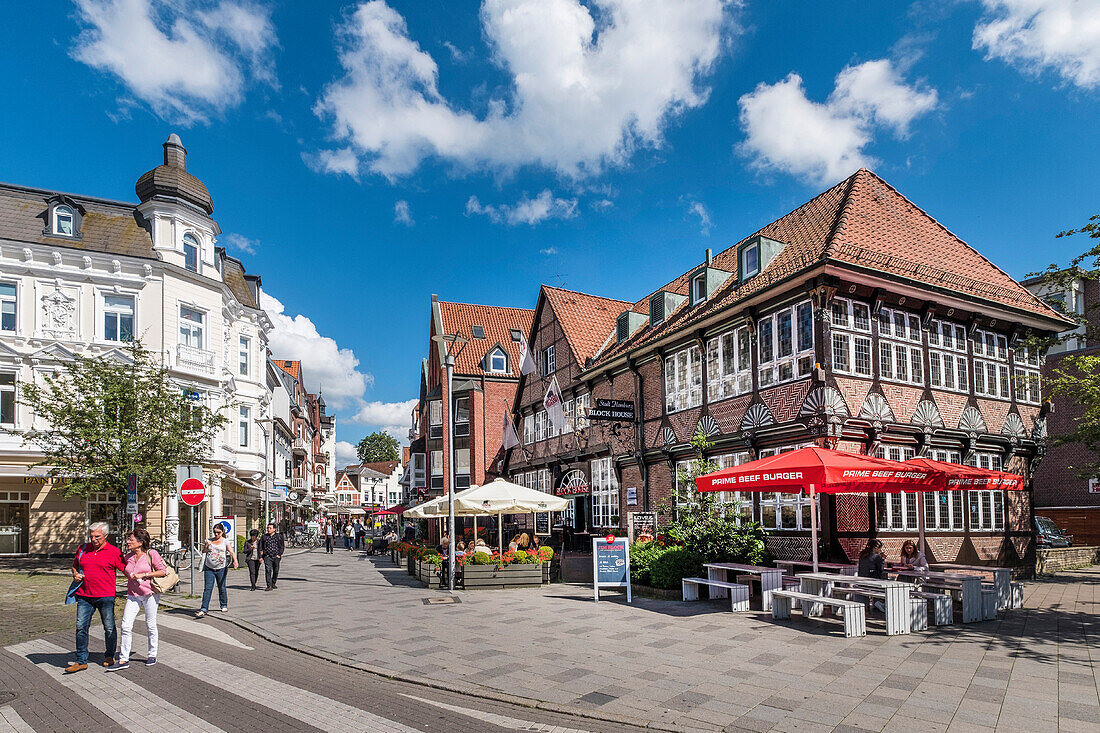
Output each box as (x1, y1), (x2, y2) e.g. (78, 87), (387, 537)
(548, 169), (1070, 569)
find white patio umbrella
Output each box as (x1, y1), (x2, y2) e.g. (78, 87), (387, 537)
(404, 494), (448, 519)
(420, 479), (569, 553)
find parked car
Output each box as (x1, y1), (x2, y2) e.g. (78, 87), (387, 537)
(1034, 516), (1072, 548)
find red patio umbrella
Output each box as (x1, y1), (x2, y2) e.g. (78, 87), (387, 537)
(696, 447), (946, 571)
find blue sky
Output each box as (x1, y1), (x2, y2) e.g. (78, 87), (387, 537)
(1, 1), (1098, 464)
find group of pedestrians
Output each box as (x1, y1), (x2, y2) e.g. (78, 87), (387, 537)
(65, 521), (285, 674)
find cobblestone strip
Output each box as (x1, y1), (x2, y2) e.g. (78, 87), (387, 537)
(400, 693), (594, 733)
(149, 637), (423, 733)
(0, 706), (34, 733)
(5, 639), (228, 733)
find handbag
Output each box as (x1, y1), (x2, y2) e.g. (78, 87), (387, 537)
(65, 547), (85, 605)
(149, 550), (179, 593)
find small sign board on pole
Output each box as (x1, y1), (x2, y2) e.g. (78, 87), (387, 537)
(213, 516), (236, 543)
(627, 511), (657, 543)
(126, 473), (139, 515)
(593, 535), (631, 603)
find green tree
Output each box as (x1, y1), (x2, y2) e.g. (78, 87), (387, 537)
(11, 340), (227, 502)
(356, 431), (400, 463)
(1031, 214), (1100, 478)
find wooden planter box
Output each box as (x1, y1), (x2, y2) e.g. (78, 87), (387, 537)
(406, 554), (415, 575)
(417, 560), (439, 586)
(462, 563), (545, 589)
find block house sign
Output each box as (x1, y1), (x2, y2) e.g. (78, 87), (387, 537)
(588, 399), (636, 422)
(557, 469), (590, 496)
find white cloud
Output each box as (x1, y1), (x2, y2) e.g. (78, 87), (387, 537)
(224, 232), (258, 254)
(540, 246), (559, 255)
(738, 59), (938, 185)
(261, 292), (373, 410)
(393, 199), (414, 225)
(335, 440), (359, 466)
(350, 398), (418, 437)
(687, 200), (712, 235)
(974, 0), (1100, 89)
(72, 0), (278, 124)
(465, 190), (578, 226)
(313, 0), (733, 179)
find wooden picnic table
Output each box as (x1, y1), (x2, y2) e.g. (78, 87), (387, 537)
(795, 572), (912, 635)
(704, 563), (784, 611)
(930, 563), (1013, 610)
(775, 560), (857, 575)
(892, 569), (983, 623)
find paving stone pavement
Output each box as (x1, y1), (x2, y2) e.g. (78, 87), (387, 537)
(156, 549), (1100, 732)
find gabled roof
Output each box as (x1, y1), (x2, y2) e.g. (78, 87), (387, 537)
(541, 285), (631, 366)
(437, 300), (534, 377)
(594, 168), (1071, 364)
(362, 460), (400, 476)
(273, 359), (301, 380)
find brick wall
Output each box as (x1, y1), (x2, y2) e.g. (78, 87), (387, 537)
(1035, 546), (1100, 574)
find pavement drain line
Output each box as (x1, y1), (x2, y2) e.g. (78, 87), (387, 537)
(156, 595), (682, 732)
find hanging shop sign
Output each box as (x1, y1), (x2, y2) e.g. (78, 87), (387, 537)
(588, 399), (636, 422)
(557, 469), (590, 496)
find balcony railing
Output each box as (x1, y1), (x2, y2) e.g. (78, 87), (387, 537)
(176, 344), (216, 374)
(292, 437), (309, 454)
(292, 477), (305, 490)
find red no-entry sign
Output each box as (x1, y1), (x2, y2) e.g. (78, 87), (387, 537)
(180, 477), (206, 507)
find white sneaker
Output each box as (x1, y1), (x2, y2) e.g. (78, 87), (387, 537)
(220, 607), (228, 612)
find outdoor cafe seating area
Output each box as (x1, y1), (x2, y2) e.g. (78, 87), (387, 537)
(679, 447), (1026, 638)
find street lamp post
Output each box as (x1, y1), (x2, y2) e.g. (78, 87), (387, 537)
(432, 332), (468, 592)
(255, 417), (273, 528)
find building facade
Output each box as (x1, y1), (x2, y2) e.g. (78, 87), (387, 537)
(504, 170), (1069, 568)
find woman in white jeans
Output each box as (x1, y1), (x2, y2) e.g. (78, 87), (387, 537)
(106, 527), (167, 671)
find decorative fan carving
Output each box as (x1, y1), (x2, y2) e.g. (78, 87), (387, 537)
(1033, 417), (1047, 441)
(1001, 413), (1026, 439)
(662, 427), (676, 446)
(740, 403), (775, 432)
(696, 414), (719, 437)
(858, 393), (895, 423)
(958, 406), (987, 436)
(911, 400), (944, 431)
(799, 387), (849, 419)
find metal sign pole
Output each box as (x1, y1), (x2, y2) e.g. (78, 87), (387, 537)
(190, 506), (195, 595)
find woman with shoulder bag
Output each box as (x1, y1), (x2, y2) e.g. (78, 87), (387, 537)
(106, 528), (167, 671)
(243, 529), (262, 591)
(196, 524), (238, 618)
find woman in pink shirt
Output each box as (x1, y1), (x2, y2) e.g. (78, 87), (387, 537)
(106, 527), (167, 672)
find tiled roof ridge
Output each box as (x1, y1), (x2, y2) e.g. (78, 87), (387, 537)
(829, 169), (1068, 322)
(542, 284), (632, 366)
(0, 180), (139, 211)
(820, 169), (863, 258)
(541, 283), (631, 306)
(438, 299), (534, 315)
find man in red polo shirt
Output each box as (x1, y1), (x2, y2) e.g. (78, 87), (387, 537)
(65, 522), (125, 673)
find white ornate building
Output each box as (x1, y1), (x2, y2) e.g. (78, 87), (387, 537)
(0, 135), (273, 555)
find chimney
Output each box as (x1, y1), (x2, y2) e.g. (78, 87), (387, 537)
(705, 248), (712, 266)
(163, 133), (186, 170)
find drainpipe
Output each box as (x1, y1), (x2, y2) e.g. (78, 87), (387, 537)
(627, 357), (648, 512)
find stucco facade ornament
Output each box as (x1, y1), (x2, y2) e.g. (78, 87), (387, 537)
(40, 287), (76, 339)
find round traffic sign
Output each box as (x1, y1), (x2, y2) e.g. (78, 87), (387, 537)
(180, 477), (206, 506)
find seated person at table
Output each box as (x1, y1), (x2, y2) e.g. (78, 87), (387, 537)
(455, 541), (465, 554)
(471, 540), (492, 555)
(857, 539), (886, 613)
(516, 533), (531, 551)
(898, 539), (928, 570)
(508, 535), (520, 551)
(529, 535), (541, 552)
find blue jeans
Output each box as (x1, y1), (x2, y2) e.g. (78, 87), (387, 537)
(201, 567), (228, 611)
(75, 596), (116, 664)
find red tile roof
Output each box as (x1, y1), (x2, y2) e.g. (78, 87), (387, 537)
(595, 168), (1071, 364)
(362, 460), (400, 475)
(438, 301), (535, 377)
(273, 359), (301, 380)
(541, 285), (631, 366)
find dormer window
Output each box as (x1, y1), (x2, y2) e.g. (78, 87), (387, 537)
(54, 206), (75, 236)
(649, 294), (665, 325)
(691, 272), (707, 304)
(488, 348), (508, 373)
(510, 329), (522, 342)
(741, 243), (759, 279)
(472, 325), (485, 339)
(183, 233), (199, 273)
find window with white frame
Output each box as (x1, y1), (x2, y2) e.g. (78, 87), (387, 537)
(741, 243), (759, 279)
(675, 459), (695, 510)
(562, 399), (574, 434)
(664, 344), (702, 413)
(691, 272), (706, 304)
(877, 307), (923, 386)
(830, 298), (871, 377)
(488, 348), (508, 373)
(103, 294), (134, 343)
(926, 319), (967, 393)
(455, 448), (470, 477)
(973, 329), (1011, 399)
(538, 468), (551, 494)
(238, 405), (250, 448)
(542, 345), (555, 375)
(183, 232), (200, 273)
(179, 306), (204, 348)
(1013, 345), (1042, 404)
(0, 282), (15, 332)
(238, 336), (250, 377)
(966, 452), (1005, 531)
(429, 400), (442, 426)
(430, 450), (443, 475)
(523, 413), (534, 444)
(757, 301), (814, 387)
(454, 396), (470, 424)
(924, 449), (964, 531)
(874, 446), (918, 530)
(0, 373), (14, 425)
(706, 326), (752, 401)
(54, 205), (75, 236)
(591, 457), (619, 528)
(757, 444), (816, 530)
(714, 452), (752, 522)
(535, 410), (547, 442)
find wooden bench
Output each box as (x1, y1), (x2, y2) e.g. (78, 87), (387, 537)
(771, 590), (866, 637)
(682, 577), (750, 611)
(832, 587), (929, 632)
(981, 586), (998, 620)
(911, 590), (953, 626)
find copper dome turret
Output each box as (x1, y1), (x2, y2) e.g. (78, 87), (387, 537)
(135, 134), (214, 215)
